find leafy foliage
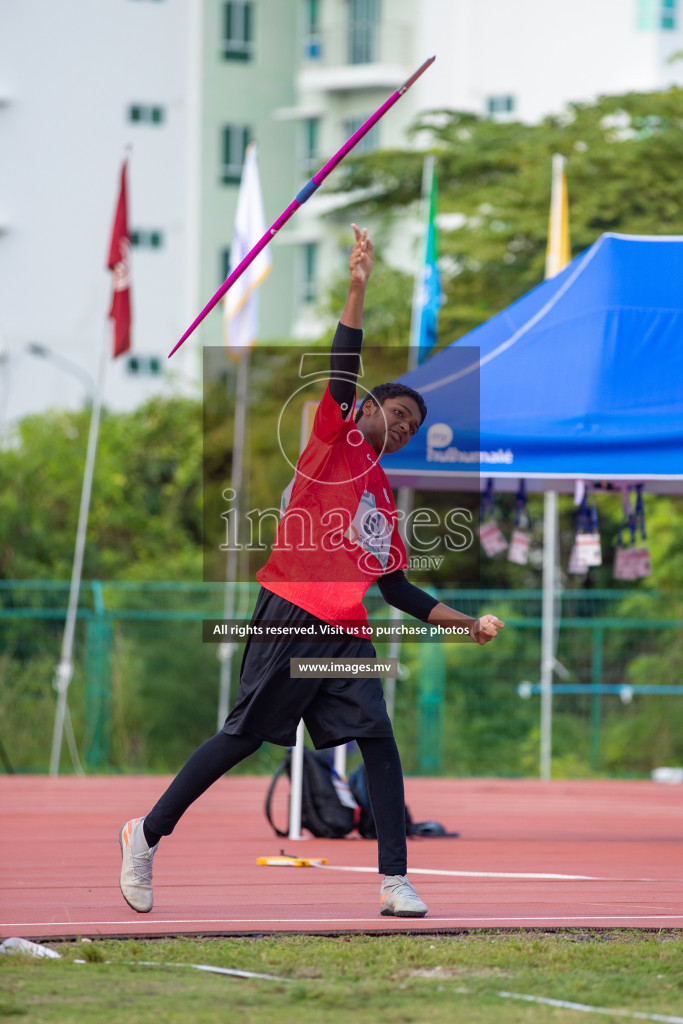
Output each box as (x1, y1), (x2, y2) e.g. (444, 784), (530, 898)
(325, 88), (683, 343)
(0, 397), (204, 582)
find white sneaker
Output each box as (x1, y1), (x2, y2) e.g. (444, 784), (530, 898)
(380, 875), (428, 917)
(119, 817), (158, 913)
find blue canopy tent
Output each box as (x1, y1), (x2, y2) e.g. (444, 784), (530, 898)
(385, 233), (683, 495)
(383, 232), (683, 777)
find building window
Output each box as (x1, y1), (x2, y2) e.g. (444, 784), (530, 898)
(221, 124), (251, 184)
(301, 242), (317, 304)
(304, 0), (322, 59)
(487, 95), (515, 117)
(131, 229), (164, 248)
(637, 0), (677, 29)
(126, 356), (162, 376)
(219, 247), (231, 284)
(128, 104), (165, 124)
(302, 117), (319, 171)
(348, 0), (380, 65)
(222, 2), (253, 60)
(342, 115), (378, 153)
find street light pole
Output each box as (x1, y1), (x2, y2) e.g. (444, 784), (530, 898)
(49, 331), (109, 776)
(0, 352), (12, 443)
(1, 339), (100, 773)
(0, 344), (95, 440)
(26, 343), (95, 402)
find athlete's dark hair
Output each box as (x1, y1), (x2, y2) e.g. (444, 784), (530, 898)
(354, 382), (427, 427)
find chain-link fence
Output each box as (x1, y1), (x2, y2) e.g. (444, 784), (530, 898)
(1, 581), (681, 777)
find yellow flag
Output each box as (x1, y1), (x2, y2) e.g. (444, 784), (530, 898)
(545, 154), (571, 279)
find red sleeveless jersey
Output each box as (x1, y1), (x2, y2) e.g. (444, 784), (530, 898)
(257, 384), (407, 627)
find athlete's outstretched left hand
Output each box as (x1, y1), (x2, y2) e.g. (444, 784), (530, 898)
(469, 615), (505, 645)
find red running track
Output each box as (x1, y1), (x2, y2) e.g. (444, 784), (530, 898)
(1, 775), (681, 940)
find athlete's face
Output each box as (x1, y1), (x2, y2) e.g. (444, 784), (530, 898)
(358, 394), (422, 455)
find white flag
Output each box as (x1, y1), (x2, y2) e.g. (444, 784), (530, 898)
(223, 142), (272, 356)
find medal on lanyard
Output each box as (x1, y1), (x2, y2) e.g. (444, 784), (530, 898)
(508, 480), (531, 565)
(574, 491), (602, 568)
(614, 487), (647, 580)
(630, 485), (652, 578)
(613, 488), (632, 579)
(568, 489), (588, 574)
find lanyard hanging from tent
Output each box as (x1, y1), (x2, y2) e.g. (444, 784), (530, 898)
(614, 485), (651, 580)
(508, 480), (531, 565)
(632, 485), (651, 576)
(616, 487), (629, 549)
(576, 493), (588, 533)
(573, 490), (601, 568)
(514, 480), (530, 529)
(635, 484), (647, 540)
(620, 486), (637, 544)
(575, 492), (599, 533)
(480, 478), (496, 522)
(478, 479), (508, 556)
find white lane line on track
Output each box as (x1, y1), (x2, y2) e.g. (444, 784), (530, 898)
(4, 914), (683, 929)
(312, 864), (675, 882)
(499, 991), (683, 1023)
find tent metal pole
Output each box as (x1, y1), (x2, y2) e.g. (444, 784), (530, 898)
(540, 489), (557, 779)
(288, 720), (305, 840)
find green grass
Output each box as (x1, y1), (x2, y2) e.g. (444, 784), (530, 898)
(1, 932), (682, 1023)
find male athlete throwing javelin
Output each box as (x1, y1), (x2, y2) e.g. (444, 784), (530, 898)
(119, 224), (504, 919)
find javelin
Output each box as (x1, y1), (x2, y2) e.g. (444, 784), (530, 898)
(169, 54), (436, 357)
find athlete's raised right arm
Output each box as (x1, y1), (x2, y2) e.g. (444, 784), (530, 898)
(340, 224), (373, 328)
(329, 225), (374, 411)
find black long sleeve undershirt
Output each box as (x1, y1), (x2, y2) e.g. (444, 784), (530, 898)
(329, 321), (363, 413)
(377, 570), (439, 622)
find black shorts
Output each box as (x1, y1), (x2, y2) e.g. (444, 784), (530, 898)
(222, 587), (394, 749)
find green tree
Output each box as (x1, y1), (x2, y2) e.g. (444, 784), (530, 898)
(325, 88), (683, 343)
(0, 396), (204, 582)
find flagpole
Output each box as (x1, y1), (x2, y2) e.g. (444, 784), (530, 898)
(217, 347), (249, 728)
(49, 325), (109, 776)
(216, 143), (270, 727)
(540, 489), (558, 781)
(50, 153), (132, 775)
(540, 153), (570, 780)
(408, 155), (436, 368)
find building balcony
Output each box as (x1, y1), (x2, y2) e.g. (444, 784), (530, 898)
(299, 20), (412, 92)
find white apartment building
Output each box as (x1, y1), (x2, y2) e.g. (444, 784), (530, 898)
(0, 0), (200, 426)
(286, 0), (683, 335)
(2, 0), (682, 423)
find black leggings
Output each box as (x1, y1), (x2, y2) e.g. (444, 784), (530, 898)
(144, 732), (407, 876)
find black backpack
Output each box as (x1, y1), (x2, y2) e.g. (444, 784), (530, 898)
(264, 753), (441, 841)
(348, 764), (413, 839)
(348, 765), (459, 839)
(264, 749), (355, 839)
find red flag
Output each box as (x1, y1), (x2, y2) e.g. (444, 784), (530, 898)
(107, 160), (132, 358)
